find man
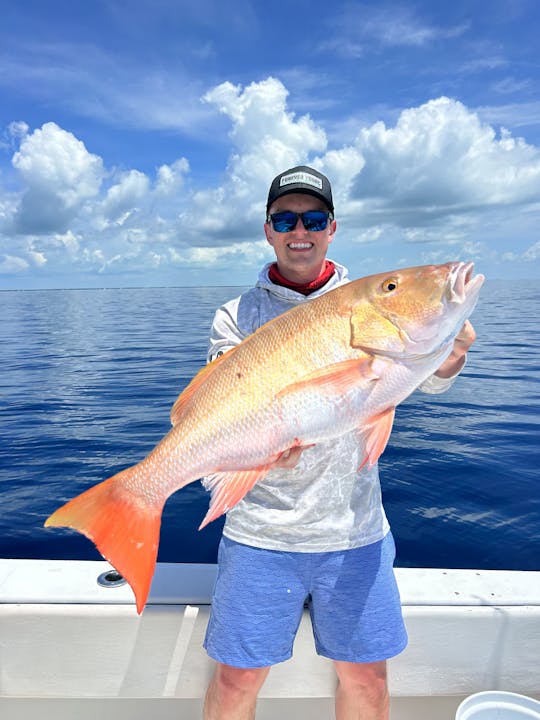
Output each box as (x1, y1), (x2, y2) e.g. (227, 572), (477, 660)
(203, 166), (476, 720)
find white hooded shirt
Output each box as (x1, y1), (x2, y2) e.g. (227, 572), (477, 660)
(206, 261), (457, 552)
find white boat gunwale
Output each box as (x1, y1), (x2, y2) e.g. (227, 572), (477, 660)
(1, 560), (539, 720)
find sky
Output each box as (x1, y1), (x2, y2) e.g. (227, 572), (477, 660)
(1, 0), (539, 289)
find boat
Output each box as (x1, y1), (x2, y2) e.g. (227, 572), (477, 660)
(1, 559), (538, 719)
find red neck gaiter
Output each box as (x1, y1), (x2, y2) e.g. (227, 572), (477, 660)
(268, 260), (336, 296)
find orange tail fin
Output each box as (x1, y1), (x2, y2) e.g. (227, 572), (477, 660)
(45, 468), (163, 614)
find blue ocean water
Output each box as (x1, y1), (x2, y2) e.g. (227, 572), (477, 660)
(1, 281), (539, 570)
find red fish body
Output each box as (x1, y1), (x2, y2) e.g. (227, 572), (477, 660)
(46, 262), (484, 612)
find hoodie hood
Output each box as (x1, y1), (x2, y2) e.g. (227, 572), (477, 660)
(255, 260), (350, 304)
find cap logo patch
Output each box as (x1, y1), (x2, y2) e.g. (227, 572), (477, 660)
(280, 171), (323, 190)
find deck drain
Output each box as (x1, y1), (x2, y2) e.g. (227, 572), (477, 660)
(97, 569), (127, 588)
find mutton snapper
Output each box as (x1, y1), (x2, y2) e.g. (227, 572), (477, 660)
(46, 261), (484, 613)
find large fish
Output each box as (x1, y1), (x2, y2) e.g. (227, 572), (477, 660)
(46, 261), (484, 612)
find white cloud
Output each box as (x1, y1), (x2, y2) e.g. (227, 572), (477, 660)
(101, 170), (150, 224)
(204, 77), (326, 186)
(350, 97), (540, 226)
(54, 230), (80, 255)
(492, 77), (531, 95)
(0, 41), (215, 136)
(0, 196), (18, 231)
(325, 4), (469, 58)
(176, 77), (328, 244)
(155, 158), (190, 195)
(0, 254), (29, 272)
(0, 121), (29, 151)
(459, 56), (507, 74)
(81, 247), (106, 270)
(1, 80), (540, 286)
(28, 248), (47, 266)
(8, 121), (29, 139)
(476, 100), (540, 129)
(170, 239), (270, 267)
(523, 240), (540, 261)
(12, 122), (104, 233)
(316, 147), (365, 211)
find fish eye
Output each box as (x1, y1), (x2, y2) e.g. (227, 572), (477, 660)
(381, 277), (398, 293)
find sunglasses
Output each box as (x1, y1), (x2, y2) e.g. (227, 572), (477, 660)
(267, 210), (333, 233)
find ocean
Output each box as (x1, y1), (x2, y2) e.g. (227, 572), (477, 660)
(1, 280), (539, 570)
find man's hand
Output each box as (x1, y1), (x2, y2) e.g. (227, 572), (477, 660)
(275, 444), (315, 469)
(435, 320), (477, 378)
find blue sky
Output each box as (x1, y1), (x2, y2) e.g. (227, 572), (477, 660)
(1, 0), (539, 288)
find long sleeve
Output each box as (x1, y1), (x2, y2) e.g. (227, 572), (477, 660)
(207, 298), (247, 363)
(417, 359), (466, 394)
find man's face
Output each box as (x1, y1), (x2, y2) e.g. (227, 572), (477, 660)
(264, 193), (336, 284)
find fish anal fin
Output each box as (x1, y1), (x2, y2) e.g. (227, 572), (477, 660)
(358, 407), (396, 469)
(170, 350), (233, 426)
(199, 465), (272, 530)
(45, 468), (164, 614)
(277, 357), (378, 399)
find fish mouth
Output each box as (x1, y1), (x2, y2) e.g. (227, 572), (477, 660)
(445, 261), (485, 305)
(368, 261), (484, 360)
(418, 260), (484, 355)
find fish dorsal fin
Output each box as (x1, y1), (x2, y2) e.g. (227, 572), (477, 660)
(170, 349), (233, 426)
(199, 465), (272, 529)
(358, 407), (396, 469)
(276, 357), (379, 400)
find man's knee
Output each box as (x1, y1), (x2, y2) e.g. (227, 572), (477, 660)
(334, 660), (388, 698)
(214, 663), (270, 698)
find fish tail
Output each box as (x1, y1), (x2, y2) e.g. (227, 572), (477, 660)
(44, 467), (163, 614)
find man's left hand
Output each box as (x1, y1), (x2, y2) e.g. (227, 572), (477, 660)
(275, 444), (315, 469)
(434, 320), (477, 378)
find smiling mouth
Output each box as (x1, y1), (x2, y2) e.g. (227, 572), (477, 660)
(288, 242), (313, 250)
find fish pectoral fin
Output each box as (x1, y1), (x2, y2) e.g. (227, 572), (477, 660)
(276, 358), (379, 399)
(358, 407), (396, 469)
(199, 465), (272, 530)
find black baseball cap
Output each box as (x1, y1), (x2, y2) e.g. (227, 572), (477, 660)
(266, 165), (334, 213)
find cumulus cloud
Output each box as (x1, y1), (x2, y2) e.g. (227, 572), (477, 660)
(1, 77), (540, 286)
(350, 97), (540, 225)
(58, 230), (80, 253)
(12, 122), (104, 233)
(176, 77), (328, 245)
(203, 77), (326, 197)
(169, 239), (270, 267)
(0, 254), (29, 272)
(101, 170), (150, 225)
(155, 158), (190, 195)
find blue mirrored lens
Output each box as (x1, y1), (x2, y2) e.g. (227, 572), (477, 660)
(271, 212), (298, 232)
(270, 211), (329, 232)
(302, 211), (329, 231)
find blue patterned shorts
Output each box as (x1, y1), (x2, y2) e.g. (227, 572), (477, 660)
(204, 532), (408, 668)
